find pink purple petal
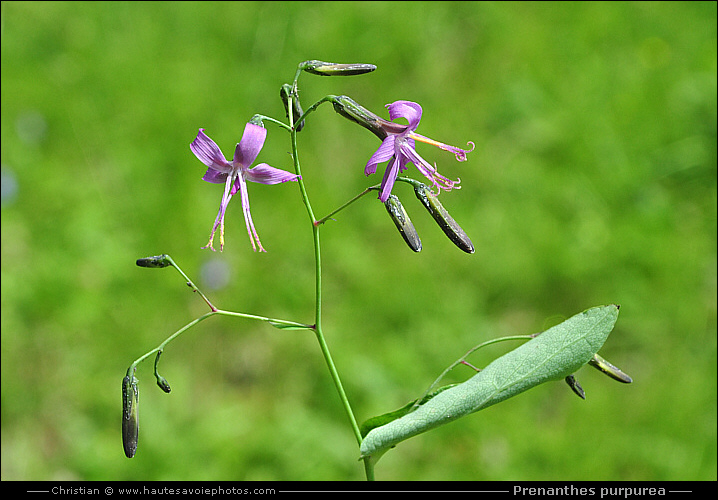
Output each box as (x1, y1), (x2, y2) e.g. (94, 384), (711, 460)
(379, 157), (401, 202)
(245, 163), (300, 185)
(233, 123), (267, 167)
(386, 101), (422, 129)
(191, 129), (231, 170)
(202, 167), (228, 184)
(365, 137), (395, 175)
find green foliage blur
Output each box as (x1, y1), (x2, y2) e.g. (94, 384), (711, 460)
(1, 1), (715, 481)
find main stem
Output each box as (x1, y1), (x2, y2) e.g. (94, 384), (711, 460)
(288, 97), (363, 450)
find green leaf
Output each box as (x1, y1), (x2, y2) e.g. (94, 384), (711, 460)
(360, 384), (457, 438)
(267, 320), (313, 331)
(360, 305), (621, 460)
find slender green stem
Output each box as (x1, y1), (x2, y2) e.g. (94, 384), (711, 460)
(217, 309), (311, 329)
(363, 457), (376, 481)
(129, 311), (218, 372)
(294, 95), (337, 126)
(130, 309), (311, 373)
(131, 256), (313, 384)
(315, 186), (378, 226)
(251, 114), (292, 132)
(313, 176), (431, 227)
(395, 175), (425, 189)
(287, 92), (363, 449)
(314, 176), (424, 226)
(162, 254), (217, 311)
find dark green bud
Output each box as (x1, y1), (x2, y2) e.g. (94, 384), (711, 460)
(280, 84), (305, 132)
(332, 95), (407, 141)
(300, 60), (376, 76)
(156, 376), (171, 393)
(588, 353), (633, 384)
(565, 374), (586, 399)
(154, 350), (171, 393)
(136, 255), (171, 268)
(122, 374), (139, 458)
(384, 194), (422, 252)
(413, 183), (474, 254)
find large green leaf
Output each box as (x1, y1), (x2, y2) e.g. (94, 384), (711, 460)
(360, 305), (620, 460)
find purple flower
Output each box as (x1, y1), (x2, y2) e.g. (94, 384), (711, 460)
(190, 124), (299, 252)
(364, 101), (474, 202)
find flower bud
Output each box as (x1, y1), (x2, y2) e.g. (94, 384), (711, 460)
(413, 183), (474, 253)
(154, 350), (171, 393)
(136, 254), (171, 268)
(280, 84), (305, 132)
(384, 194), (422, 252)
(156, 376), (171, 393)
(588, 353), (633, 383)
(565, 374), (586, 399)
(300, 60), (376, 76)
(122, 374), (139, 458)
(331, 95), (407, 141)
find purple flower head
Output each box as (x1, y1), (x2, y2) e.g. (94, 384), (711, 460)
(190, 124), (299, 252)
(364, 100), (474, 202)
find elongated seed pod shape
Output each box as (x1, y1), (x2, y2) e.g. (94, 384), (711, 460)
(413, 183), (474, 253)
(384, 194), (422, 252)
(122, 374), (139, 458)
(332, 95), (394, 140)
(136, 254), (171, 268)
(300, 60), (377, 76)
(360, 305), (620, 459)
(279, 84), (305, 132)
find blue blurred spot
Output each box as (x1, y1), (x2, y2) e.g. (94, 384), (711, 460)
(200, 258), (231, 291)
(1, 166), (18, 207)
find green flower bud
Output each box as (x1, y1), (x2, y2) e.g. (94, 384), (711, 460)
(332, 95), (407, 141)
(154, 350), (171, 393)
(588, 353), (633, 383)
(136, 255), (171, 268)
(565, 374), (586, 399)
(300, 60), (376, 76)
(122, 374), (139, 458)
(413, 183), (475, 254)
(156, 376), (171, 393)
(280, 84), (305, 132)
(384, 194), (422, 252)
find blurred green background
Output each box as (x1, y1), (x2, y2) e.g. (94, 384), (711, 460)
(1, 1), (715, 482)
